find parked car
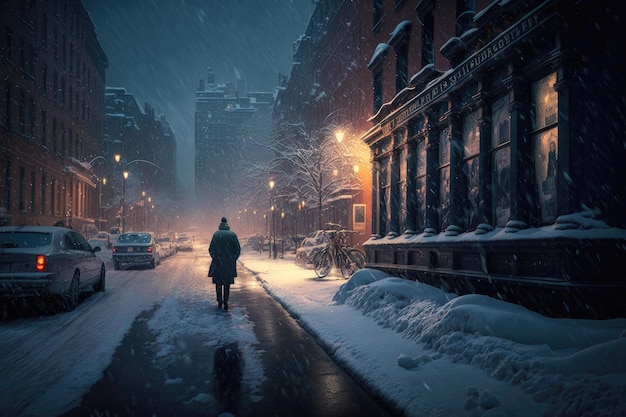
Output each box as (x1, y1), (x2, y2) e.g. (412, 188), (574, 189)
(0, 226), (106, 311)
(88, 238), (109, 253)
(295, 230), (330, 267)
(158, 235), (176, 257)
(243, 234), (264, 252)
(112, 232), (161, 269)
(95, 231), (111, 249)
(176, 235), (193, 251)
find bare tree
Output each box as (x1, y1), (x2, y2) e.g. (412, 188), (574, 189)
(263, 121), (367, 230)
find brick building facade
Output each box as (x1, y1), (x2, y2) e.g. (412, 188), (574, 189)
(0, 0), (107, 237)
(277, 0), (626, 317)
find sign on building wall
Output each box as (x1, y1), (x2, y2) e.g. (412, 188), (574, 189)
(353, 204), (366, 231)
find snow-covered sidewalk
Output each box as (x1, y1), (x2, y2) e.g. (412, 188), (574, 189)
(239, 251), (626, 417)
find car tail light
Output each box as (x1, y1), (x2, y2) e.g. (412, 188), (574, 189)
(147, 246), (153, 253)
(113, 247), (118, 253)
(36, 255), (46, 271)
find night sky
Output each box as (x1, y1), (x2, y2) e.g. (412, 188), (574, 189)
(82, 0), (313, 191)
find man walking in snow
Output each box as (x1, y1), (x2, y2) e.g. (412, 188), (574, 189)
(208, 217), (241, 311)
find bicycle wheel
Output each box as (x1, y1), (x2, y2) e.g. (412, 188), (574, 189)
(349, 249), (366, 268)
(313, 251), (332, 278)
(339, 249), (366, 278)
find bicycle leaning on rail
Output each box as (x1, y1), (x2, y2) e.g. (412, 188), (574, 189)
(311, 228), (366, 278)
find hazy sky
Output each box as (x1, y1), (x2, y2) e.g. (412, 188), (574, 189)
(82, 0), (313, 189)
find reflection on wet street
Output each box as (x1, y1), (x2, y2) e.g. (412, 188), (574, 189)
(59, 260), (396, 417)
(214, 342), (243, 410)
(236, 269), (396, 417)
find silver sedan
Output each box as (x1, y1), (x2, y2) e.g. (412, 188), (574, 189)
(0, 226), (106, 311)
(112, 232), (160, 269)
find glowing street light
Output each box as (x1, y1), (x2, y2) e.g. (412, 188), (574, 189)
(114, 153), (162, 232)
(269, 180), (275, 259)
(122, 170), (129, 232)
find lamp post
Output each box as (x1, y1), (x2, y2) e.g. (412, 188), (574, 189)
(294, 203), (299, 254)
(114, 153), (162, 233)
(281, 211), (285, 258)
(244, 208), (249, 235)
(271, 204), (276, 259)
(295, 201), (304, 253)
(141, 191), (146, 230)
(269, 180), (275, 259)
(301, 200), (306, 235)
(122, 170), (128, 232)
(147, 196), (152, 230)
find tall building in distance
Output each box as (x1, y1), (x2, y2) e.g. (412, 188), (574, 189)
(194, 67), (273, 227)
(102, 87), (178, 233)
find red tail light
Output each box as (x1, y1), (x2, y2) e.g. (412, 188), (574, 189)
(113, 247), (118, 253)
(147, 246), (153, 253)
(36, 255), (46, 271)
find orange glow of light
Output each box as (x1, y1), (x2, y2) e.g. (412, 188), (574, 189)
(36, 255), (46, 271)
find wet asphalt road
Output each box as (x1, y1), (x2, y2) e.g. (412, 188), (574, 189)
(62, 267), (399, 417)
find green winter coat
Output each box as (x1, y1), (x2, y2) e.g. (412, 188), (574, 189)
(208, 221), (241, 285)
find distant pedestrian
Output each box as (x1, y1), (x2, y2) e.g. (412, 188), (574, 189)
(208, 217), (241, 311)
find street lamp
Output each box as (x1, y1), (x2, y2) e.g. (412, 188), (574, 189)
(271, 204), (276, 259)
(147, 196), (152, 230)
(244, 208), (249, 235)
(281, 211), (285, 258)
(114, 153), (162, 233)
(295, 200), (305, 253)
(301, 200), (306, 234)
(335, 129), (345, 143)
(269, 180), (275, 259)
(122, 170), (129, 232)
(142, 191), (146, 230)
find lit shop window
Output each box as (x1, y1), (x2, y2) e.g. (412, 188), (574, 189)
(398, 146), (407, 229)
(416, 140), (427, 231)
(463, 111), (480, 230)
(531, 72), (558, 224)
(377, 157), (390, 236)
(491, 94), (511, 227)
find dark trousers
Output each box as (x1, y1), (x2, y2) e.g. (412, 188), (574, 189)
(216, 284), (230, 304)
